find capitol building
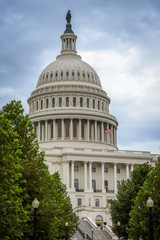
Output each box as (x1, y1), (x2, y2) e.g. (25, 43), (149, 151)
(28, 11), (157, 233)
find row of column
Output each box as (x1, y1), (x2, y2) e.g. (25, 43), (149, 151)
(34, 118), (117, 146)
(64, 161), (134, 194)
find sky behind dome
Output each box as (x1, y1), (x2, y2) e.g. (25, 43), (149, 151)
(0, 0), (160, 154)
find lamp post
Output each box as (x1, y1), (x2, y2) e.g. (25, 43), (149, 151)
(146, 197), (154, 240)
(65, 222), (68, 240)
(32, 198), (39, 240)
(91, 228), (94, 240)
(117, 221), (121, 240)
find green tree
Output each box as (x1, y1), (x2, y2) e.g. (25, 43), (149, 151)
(0, 100), (78, 239)
(110, 163), (152, 239)
(129, 157), (160, 240)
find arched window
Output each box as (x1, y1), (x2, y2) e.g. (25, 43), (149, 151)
(98, 100), (100, 110)
(117, 181), (120, 190)
(41, 100), (43, 109)
(46, 99), (49, 108)
(74, 179), (79, 191)
(66, 71), (69, 76)
(86, 98), (89, 108)
(77, 71), (80, 77)
(52, 98), (55, 108)
(66, 97), (69, 107)
(93, 99), (95, 109)
(102, 102), (104, 111)
(36, 101), (38, 111)
(73, 97), (76, 107)
(59, 97), (62, 107)
(72, 71), (74, 76)
(92, 179), (96, 192)
(80, 97), (83, 107)
(61, 71), (63, 77)
(95, 215), (103, 225)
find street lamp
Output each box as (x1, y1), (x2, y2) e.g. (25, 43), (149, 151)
(65, 222), (68, 240)
(146, 197), (154, 240)
(91, 228), (94, 240)
(32, 198), (39, 240)
(117, 221), (121, 240)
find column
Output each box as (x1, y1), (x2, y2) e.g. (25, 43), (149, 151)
(126, 164), (129, 179)
(66, 161), (69, 189)
(89, 162), (93, 192)
(53, 119), (56, 141)
(79, 119), (81, 140)
(131, 164), (134, 172)
(84, 162), (87, 191)
(37, 121), (40, 142)
(87, 120), (90, 141)
(62, 119), (64, 140)
(45, 120), (48, 141)
(42, 123), (45, 141)
(70, 119), (73, 140)
(101, 163), (105, 193)
(95, 121), (97, 142)
(101, 122), (104, 143)
(71, 161), (74, 190)
(114, 163), (117, 194)
(114, 127), (117, 146)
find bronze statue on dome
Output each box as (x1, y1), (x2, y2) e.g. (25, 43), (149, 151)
(66, 10), (71, 24)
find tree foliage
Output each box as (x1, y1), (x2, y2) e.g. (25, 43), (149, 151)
(128, 157), (160, 240)
(110, 163), (152, 239)
(0, 100), (78, 239)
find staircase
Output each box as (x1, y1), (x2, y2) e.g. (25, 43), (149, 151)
(72, 219), (113, 240)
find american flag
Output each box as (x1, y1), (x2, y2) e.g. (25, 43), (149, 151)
(105, 128), (112, 134)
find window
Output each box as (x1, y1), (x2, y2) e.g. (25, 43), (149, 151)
(95, 215), (103, 225)
(51, 73), (53, 78)
(36, 101), (38, 111)
(59, 97), (62, 107)
(65, 122), (70, 138)
(55, 72), (58, 77)
(98, 100), (100, 110)
(80, 97), (83, 107)
(92, 167), (96, 172)
(52, 98), (55, 108)
(46, 99), (49, 108)
(72, 71), (74, 76)
(83, 72), (85, 77)
(117, 181), (120, 189)
(74, 179), (78, 191)
(104, 180), (108, 191)
(86, 98), (89, 108)
(66, 71), (69, 76)
(88, 73), (90, 78)
(41, 100), (43, 109)
(81, 122), (84, 139)
(92, 180), (96, 191)
(74, 166), (79, 172)
(117, 169), (120, 174)
(102, 102), (104, 111)
(104, 168), (108, 173)
(58, 123), (62, 138)
(78, 71), (80, 77)
(73, 97), (76, 107)
(66, 97), (69, 107)
(73, 122), (77, 138)
(61, 71), (63, 76)
(46, 74), (48, 79)
(95, 199), (100, 207)
(77, 198), (82, 206)
(93, 99), (95, 109)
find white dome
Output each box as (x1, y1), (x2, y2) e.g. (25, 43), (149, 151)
(36, 54), (102, 88)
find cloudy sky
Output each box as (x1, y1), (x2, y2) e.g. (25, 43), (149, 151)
(0, 0), (160, 154)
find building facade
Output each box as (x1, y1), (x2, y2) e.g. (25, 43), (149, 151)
(28, 12), (157, 227)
